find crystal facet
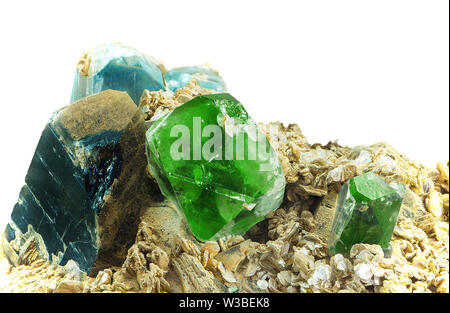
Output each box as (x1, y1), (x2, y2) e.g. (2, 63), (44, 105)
(71, 43), (165, 105)
(164, 65), (226, 93)
(328, 172), (405, 255)
(145, 93), (285, 241)
(4, 90), (155, 273)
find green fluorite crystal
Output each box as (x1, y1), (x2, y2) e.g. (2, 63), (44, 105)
(328, 172), (405, 254)
(145, 93), (285, 241)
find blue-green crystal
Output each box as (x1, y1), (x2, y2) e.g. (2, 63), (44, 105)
(164, 65), (226, 93)
(5, 90), (153, 273)
(71, 43), (165, 105)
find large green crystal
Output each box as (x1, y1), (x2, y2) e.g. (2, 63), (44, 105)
(328, 172), (405, 254)
(145, 93), (285, 241)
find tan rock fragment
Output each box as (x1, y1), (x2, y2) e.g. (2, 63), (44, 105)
(435, 161), (449, 193)
(139, 78), (217, 122)
(313, 191), (338, 244)
(76, 51), (91, 76)
(172, 253), (225, 293)
(426, 190), (444, 218)
(217, 262), (237, 283)
(54, 280), (85, 293)
(215, 240), (250, 272)
(432, 222), (449, 243)
(200, 241), (220, 270)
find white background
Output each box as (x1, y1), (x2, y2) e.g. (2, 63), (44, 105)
(0, 0), (448, 226)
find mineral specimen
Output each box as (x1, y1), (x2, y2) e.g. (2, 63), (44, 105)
(3, 90), (156, 273)
(145, 93), (285, 241)
(71, 43), (165, 104)
(328, 172), (405, 254)
(1, 46), (448, 294)
(1, 115), (448, 293)
(164, 65), (226, 93)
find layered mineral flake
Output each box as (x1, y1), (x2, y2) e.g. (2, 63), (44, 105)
(328, 172), (405, 254)
(164, 65), (226, 93)
(71, 43), (165, 105)
(145, 93), (285, 241)
(3, 90), (156, 273)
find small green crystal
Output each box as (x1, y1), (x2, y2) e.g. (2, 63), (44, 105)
(145, 93), (285, 241)
(328, 172), (404, 255)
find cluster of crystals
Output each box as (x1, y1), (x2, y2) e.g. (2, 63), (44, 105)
(71, 43), (226, 105)
(328, 172), (405, 254)
(3, 43), (271, 272)
(4, 42), (409, 278)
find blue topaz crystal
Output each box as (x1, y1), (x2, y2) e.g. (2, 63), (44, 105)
(4, 90), (155, 273)
(71, 43), (165, 105)
(164, 65), (226, 93)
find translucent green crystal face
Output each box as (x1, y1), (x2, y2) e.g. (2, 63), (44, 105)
(145, 93), (285, 241)
(328, 172), (405, 254)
